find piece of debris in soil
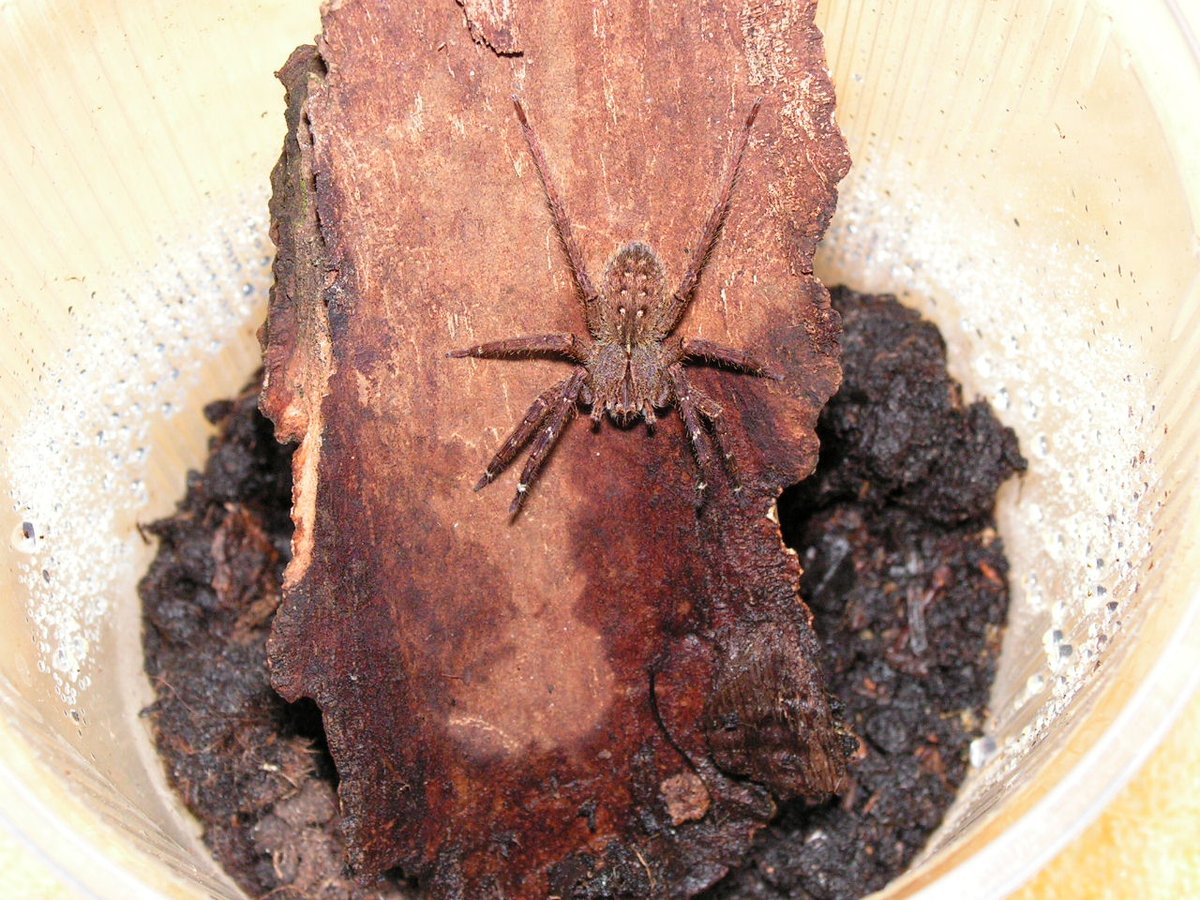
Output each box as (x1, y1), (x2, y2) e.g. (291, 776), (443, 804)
(141, 286), (1024, 899)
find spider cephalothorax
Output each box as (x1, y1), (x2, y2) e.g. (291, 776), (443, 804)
(450, 97), (775, 514)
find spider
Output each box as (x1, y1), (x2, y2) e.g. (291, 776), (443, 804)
(450, 96), (777, 515)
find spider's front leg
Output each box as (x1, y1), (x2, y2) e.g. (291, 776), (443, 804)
(667, 364), (721, 498)
(513, 98), (606, 339)
(651, 98), (762, 340)
(508, 368), (588, 515)
(668, 365), (749, 500)
(470, 374), (580, 491)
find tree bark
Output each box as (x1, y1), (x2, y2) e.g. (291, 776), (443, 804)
(260, 1), (851, 895)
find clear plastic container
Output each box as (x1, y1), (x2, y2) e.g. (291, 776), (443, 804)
(1, 1), (1197, 896)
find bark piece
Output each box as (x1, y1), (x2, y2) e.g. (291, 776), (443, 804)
(260, 1), (850, 895)
(456, 0), (522, 55)
(259, 45), (334, 587)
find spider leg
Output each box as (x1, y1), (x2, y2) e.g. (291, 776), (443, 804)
(513, 98), (605, 337)
(448, 332), (586, 362)
(653, 98), (762, 339)
(668, 364), (720, 498)
(474, 372), (581, 491)
(682, 338), (781, 379)
(509, 368), (588, 515)
(691, 386), (746, 494)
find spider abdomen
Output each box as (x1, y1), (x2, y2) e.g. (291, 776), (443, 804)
(602, 241), (666, 346)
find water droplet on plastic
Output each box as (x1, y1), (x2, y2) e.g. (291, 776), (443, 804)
(11, 520), (39, 553)
(970, 735), (999, 768)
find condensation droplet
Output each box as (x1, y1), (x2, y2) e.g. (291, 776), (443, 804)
(11, 520), (39, 553)
(970, 735), (999, 768)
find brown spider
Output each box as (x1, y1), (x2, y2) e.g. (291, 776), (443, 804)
(450, 96), (777, 514)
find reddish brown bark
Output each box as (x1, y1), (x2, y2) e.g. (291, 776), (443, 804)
(261, 1), (850, 895)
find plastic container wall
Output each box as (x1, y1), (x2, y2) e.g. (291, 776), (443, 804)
(813, 1), (1200, 893)
(1, 1), (1197, 896)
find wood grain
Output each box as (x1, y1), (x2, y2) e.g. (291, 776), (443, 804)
(260, 1), (850, 893)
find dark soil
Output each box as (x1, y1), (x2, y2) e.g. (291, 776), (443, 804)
(703, 286), (1024, 897)
(140, 286), (1024, 899)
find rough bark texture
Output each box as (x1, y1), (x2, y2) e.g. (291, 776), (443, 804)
(141, 290), (1022, 899)
(259, 1), (850, 895)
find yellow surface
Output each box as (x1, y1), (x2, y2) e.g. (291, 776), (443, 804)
(1013, 691), (1200, 899)
(1, 692), (1197, 896)
(0, 836), (77, 898)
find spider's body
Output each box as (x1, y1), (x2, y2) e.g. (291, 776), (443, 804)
(585, 242), (673, 426)
(450, 98), (774, 514)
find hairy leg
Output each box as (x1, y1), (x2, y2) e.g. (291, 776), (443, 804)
(474, 371), (584, 491)
(668, 365), (720, 497)
(509, 368), (588, 515)
(643, 404), (657, 431)
(692, 386), (745, 493)
(682, 338), (780, 379)
(513, 99), (605, 337)
(448, 332), (586, 362)
(653, 98), (762, 339)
